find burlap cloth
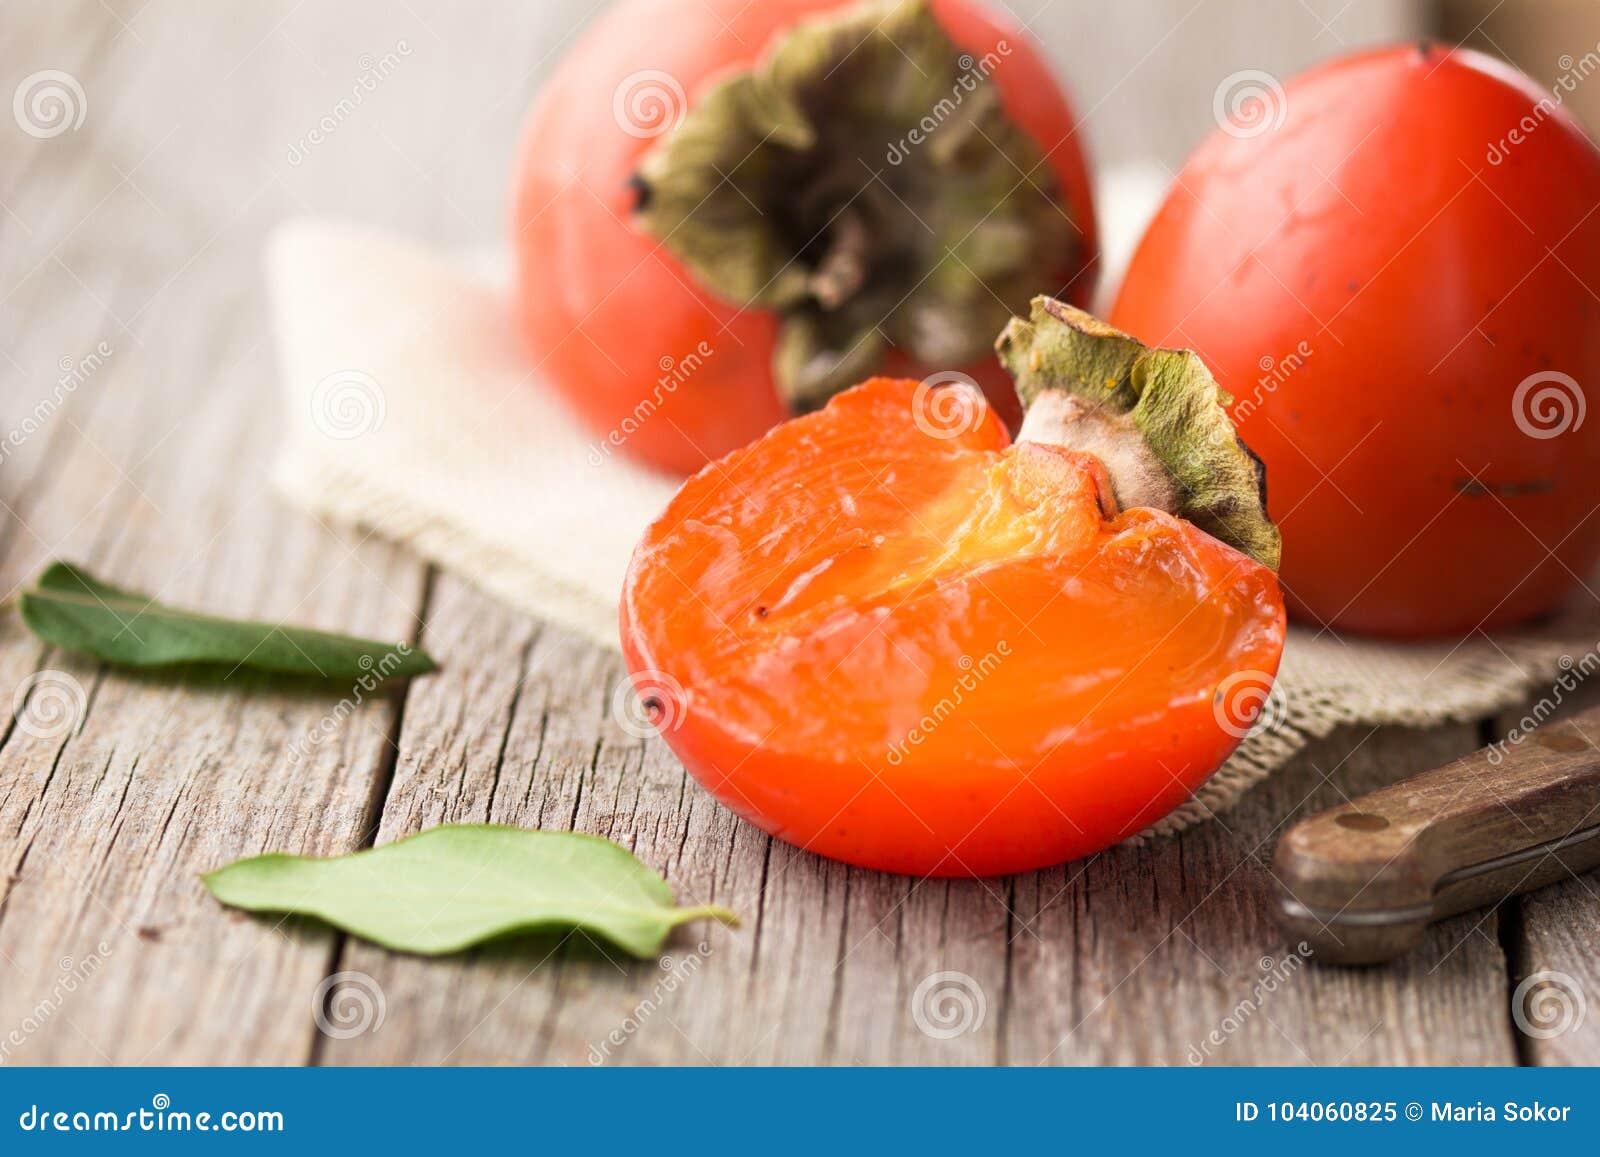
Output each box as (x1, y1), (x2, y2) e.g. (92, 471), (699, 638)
(266, 203), (1600, 835)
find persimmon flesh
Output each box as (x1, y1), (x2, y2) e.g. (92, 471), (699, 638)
(621, 370), (1285, 876)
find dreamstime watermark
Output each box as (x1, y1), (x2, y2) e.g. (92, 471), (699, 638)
(586, 340), (714, 466)
(286, 41), (413, 166)
(1237, 340), (1313, 425)
(1487, 43), (1600, 164)
(612, 668), (688, 740)
(0, 341), (111, 467)
(11, 670), (87, 741)
(0, 942), (114, 1064)
(910, 371), (987, 440)
(911, 970), (986, 1039)
(13, 70), (86, 138)
(1485, 644), (1600, 765)
(612, 70), (687, 139)
(1512, 370), (1585, 440)
(1183, 340), (1314, 472)
(1186, 942), (1313, 1064)
(17, 1094), (283, 1134)
(885, 642), (1010, 766)
(288, 644), (422, 763)
(884, 42), (1012, 165)
(1512, 970), (1587, 1040)
(312, 971), (386, 1039)
(586, 941), (713, 1064)
(1212, 669), (1287, 740)
(1212, 69), (1287, 139)
(310, 369), (385, 440)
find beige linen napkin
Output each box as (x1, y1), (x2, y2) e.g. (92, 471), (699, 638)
(267, 218), (678, 645)
(266, 203), (1600, 833)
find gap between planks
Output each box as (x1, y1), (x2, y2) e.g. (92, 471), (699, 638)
(316, 575), (1522, 1067)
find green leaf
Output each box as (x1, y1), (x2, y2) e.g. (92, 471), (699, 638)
(202, 824), (737, 958)
(16, 561), (435, 680)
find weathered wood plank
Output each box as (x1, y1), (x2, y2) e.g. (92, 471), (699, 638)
(1493, 678), (1600, 1065)
(0, 408), (429, 1063)
(0, 0), (1513, 1069)
(0, 335), (430, 1063)
(1007, 724), (1517, 1065)
(311, 575), (569, 1066)
(0, 4), (431, 1058)
(317, 575), (754, 1065)
(316, 569), (1517, 1065)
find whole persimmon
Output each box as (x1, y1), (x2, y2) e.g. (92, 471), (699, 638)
(512, 0), (1097, 474)
(1112, 46), (1600, 636)
(621, 300), (1285, 876)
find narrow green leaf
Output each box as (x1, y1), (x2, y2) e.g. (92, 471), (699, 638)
(17, 561), (435, 680)
(203, 824), (737, 958)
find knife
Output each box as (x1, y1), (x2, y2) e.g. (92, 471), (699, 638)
(1271, 704), (1600, 964)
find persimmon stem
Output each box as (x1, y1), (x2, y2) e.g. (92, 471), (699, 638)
(1018, 391), (1179, 515)
(999, 297), (1283, 570)
(808, 209), (871, 311)
(631, 0), (1081, 411)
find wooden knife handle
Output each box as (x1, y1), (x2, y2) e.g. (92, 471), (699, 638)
(1272, 704), (1600, 964)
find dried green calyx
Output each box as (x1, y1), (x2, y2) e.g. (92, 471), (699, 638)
(997, 297), (1282, 570)
(632, 0), (1082, 412)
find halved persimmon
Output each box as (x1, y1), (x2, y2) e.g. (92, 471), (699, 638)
(621, 300), (1286, 876)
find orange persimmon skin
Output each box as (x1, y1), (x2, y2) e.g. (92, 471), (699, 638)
(620, 379), (1286, 876)
(1110, 47), (1600, 636)
(511, 0), (1098, 475)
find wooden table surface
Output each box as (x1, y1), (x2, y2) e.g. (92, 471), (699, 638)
(2, 0), (1596, 1066)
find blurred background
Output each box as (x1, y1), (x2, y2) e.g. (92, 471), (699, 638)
(3, 0), (1597, 422)
(1445, 1), (1600, 132)
(8, 1), (1593, 248)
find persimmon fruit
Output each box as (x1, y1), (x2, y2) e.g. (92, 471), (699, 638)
(1111, 45), (1600, 636)
(512, 0), (1097, 474)
(621, 300), (1286, 876)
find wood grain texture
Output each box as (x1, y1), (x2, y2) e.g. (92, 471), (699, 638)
(1005, 724), (1516, 1066)
(0, 283), (430, 1063)
(1491, 681), (1600, 1065)
(0, 0), (1550, 1068)
(0, 0), (431, 1063)
(313, 580), (1518, 1066)
(315, 574), (756, 1065)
